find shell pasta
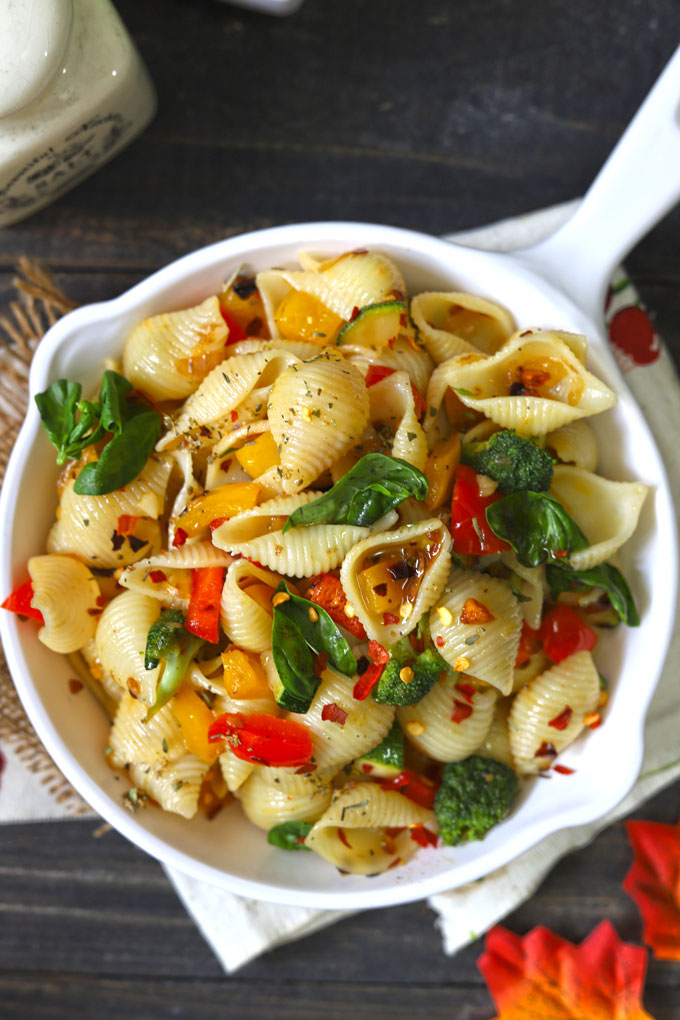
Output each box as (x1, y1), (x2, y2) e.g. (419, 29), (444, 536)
(10, 248), (647, 877)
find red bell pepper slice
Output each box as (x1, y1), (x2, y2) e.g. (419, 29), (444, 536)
(538, 605), (598, 664)
(450, 464), (509, 556)
(377, 768), (438, 809)
(208, 712), (314, 767)
(1, 579), (44, 623)
(220, 308), (248, 344)
(306, 573), (367, 640)
(364, 365), (426, 419)
(185, 566), (224, 644)
(353, 662), (384, 701)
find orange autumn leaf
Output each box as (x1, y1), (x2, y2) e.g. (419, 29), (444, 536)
(623, 816), (680, 960)
(478, 921), (654, 1020)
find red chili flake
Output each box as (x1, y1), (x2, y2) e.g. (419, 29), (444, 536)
(172, 528), (188, 548)
(321, 702), (348, 726)
(553, 764), (575, 775)
(387, 857), (402, 870)
(535, 741), (558, 759)
(220, 459), (232, 472)
(116, 514), (138, 536)
(385, 826), (406, 837)
(149, 570), (167, 584)
(245, 558), (267, 570)
(313, 652), (328, 677)
(361, 763), (374, 774)
(409, 632), (425, 654)
(294, 763), (318, 774)
(451, 699), (473, 724)
(383, 612), (400, 625)
(110, 530), (125, 552)
(584, 711), (602, 730)
(230, 410), (238, 422)
(353, 662), (385, 701)
(87, 607), (102, 616)
(552, 548), (569, 559)
(96, 595), (108, 607)
(436, 636), (445, 648)
(409, 824), (438, 848)
(460, 597), (495, 624)
(68, 679), (84, 694)
(350, 306), (360, 321)
(337, 827), (352, 848)
(454, 683), (476, 705)
(209, 517), (229, 531)
(368, 640), (389, 665)
(548, 706), (573, 731)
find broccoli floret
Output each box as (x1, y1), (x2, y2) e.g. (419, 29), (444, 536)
(144, 609), (206, 719)
(462, 429), (553, 494)
(373, 646), (448, 706)
(434, 755), (519, 845)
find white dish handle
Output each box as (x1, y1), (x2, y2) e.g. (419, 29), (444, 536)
(518, 43), (680, 323)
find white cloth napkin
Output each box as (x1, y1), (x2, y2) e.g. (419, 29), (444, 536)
(2, 200), (679, 971)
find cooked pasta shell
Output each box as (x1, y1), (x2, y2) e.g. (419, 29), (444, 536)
(425, 332), (616, 436)
(118, 541), (234, 610)
(77, 640), (121, 711)
(267, 350), (370, 493)
(212, 491), (390, 577)
(512, 649), (553, 692)
(509, 650), (600, 773)
(397, 677), (497, 761)
(410, 291), (515, 363)
(237, 765), (335, 830)
(546, 420), (599, 472)
(305, 782), (435, 875)
(128, 754), (209, 818)
(123, 296), (228, 401)
(108, 692), (185, 768)
(28, 554), (101, 654)
(367, 370), (427, 470)
(226, 337), (324, 361)
(478, 697), (515, 768)
(343, 337), (434, 394)
(219, 752), (254, 793)
(47, 456), (172, 568)
(219, 559), (284, 653)
(95, 590), (161, 704)
(550, 465), (648, 570)
(429, 568), (523, 695)
(278, 250), (406, 321)
(341, 519), (451, 646)
(499, 551), (546, 630)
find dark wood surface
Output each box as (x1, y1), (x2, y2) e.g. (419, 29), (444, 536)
(1, 1), (679, 1016)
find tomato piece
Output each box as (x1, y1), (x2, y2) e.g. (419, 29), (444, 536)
(208, 712), (313, 767)
(450, 464), (509, 556)
(306, 573), (367, 640)
(364, 365), (426, 419)
(538, 605), (598, 664)
(377, 768), (438, 809)
(185, 567), (224, 644)
(1, 579), (44, 623)
(220, 308), (248, 343)
(515, 621), (542, 668)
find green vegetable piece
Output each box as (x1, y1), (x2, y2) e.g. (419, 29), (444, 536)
(335, 300), (406, 347)
(486, 491), (589, 568)
(35, 379), (105, 465)
(434, 755), (519, 846)
(462, 429), (553, 494)
(360, 718), (404, 770)
(546, 562), (640, 627)
(267, 820), (313, 851)
(373, 646), (447, 706)
(74, 410), (161, 495)
(282, 453), (428, 532)
(144, 609), (206, 720)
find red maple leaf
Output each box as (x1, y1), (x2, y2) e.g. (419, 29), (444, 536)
(623, 817), (680, 960)
(478, 921), (654, 1019)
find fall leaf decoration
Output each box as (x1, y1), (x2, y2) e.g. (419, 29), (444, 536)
(624, 817), (680, 960)
(478, 921), (655, 1019)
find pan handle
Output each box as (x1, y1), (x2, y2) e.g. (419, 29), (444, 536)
(517, 43), (680, 324)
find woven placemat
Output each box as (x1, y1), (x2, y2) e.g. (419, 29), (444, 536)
(0, 261), (91, 813)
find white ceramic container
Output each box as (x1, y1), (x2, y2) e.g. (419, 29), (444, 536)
(0, 0), (156, 227)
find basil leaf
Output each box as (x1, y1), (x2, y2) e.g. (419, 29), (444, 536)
(98, 370), (135, 432)
(546, 562), (640, 626)
(267, 821), (312, 851)
(275, 582), (357, 677)
(74, 410), (161, 495)
(486, 491), (589, 568)
(271, 610), (321, 713)
(282, 453), (428, 531)
(35, 380), (104, 464)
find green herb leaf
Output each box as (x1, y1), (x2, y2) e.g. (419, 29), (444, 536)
(74, 411), (161, 495)
(270, 610), (320, 713)
(98, 370), (135, 432)
(486, 491), (589, 568)
(267, 820), (313, 851)
(282, 453), (428, 532)
(35, 380), (105, 464)
(546, 562), (640, 626)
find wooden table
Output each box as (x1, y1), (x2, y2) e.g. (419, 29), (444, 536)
(1, 1), (679, 1016)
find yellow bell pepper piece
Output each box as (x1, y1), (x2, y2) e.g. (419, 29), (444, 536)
(170, 685), (219, 762)
(235, 431), (280, 477)
(274, 290), (345, 344)
(222, 647), (271, 700)
(424, 433), (461, 511)
(357, 560), (404, 618)
(176, 482), (261, 537)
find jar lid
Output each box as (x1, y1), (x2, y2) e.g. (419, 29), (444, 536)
(0, 0), (74, 120)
